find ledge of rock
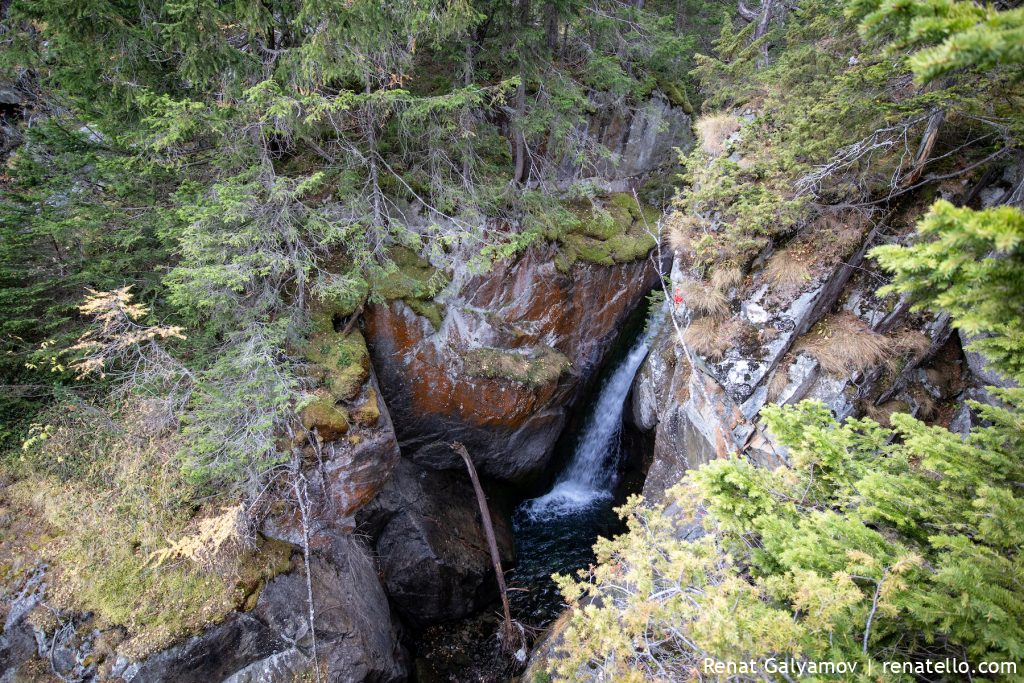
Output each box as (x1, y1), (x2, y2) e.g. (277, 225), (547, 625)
(364, 241), (660, 482)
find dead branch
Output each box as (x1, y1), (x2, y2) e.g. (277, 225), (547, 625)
(450, 442), (526, 662)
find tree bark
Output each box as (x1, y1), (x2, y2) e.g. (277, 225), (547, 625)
(737, 0), (758, 22)
(904, 109), (945, 187)
(513, 0), (531, 184)
(451, 442), (515, 644)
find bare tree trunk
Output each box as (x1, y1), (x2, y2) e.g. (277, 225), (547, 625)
(450, 442), (517, 648)
(290, 451), (323, 683)
(513, 0), (530, 185)
(904, 109), (945, 186)
(754, 0), (775, 67)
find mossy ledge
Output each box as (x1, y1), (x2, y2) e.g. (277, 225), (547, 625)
(370, 246), (449, 330)
(462, 345), (570, 388)
(554, 193), (660, 272)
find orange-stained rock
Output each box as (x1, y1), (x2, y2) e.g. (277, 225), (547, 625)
(364, 241), (660, 481)
(262, 367), (400, 545)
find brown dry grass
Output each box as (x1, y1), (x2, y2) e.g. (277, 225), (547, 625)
(811, 211), (868, 264)
(667, 213), (700, 253)
(864, 399), (910, 428)
(681, 279), (729, 317)
(696, 113), (741, 156)
(796, 313), (891, 375)
(710, 264), (743, 293)
(892, 329), (931, 359)
(766, 357), (794, 402)
(683, 317), (742, 360)
(764, 249), (811, 296)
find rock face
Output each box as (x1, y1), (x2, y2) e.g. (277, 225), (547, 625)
(364, 241), (660, 482)
(263, 367), (401, 545)
(631, 223), (977, 504)
(566, 91), (694, 186)
(122, 533), (405, 683)
(358, 458), (514, 627)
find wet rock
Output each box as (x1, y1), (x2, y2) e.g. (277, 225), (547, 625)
(364, 242), (660, 482)
(358, 458), (514, 627)
(263, 367), (400, 545)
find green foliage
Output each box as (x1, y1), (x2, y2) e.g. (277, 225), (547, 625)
(873, 201), (1024, 382)
(849, 0), (1024, 84)
(552, 6), (1024, 668)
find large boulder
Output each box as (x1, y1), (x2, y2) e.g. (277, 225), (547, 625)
(364, 241), (661, 482)
(119, 534), (406, 683)
(358, 458), (514, 627)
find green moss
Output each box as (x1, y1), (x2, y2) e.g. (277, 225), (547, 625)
(463, 345), (570, 388)
(607, 227), (657, 262)
(556, 194), (659, 267)
(300, 395), (350, 437)
(352, 386), (381, 426)
(658, 78), (694, 113)
(406, 298), (445, 330)
(370, 246), (448, 301)
(305, 329), (370, 401)
(564, 233), (614, 265)
(309, 285), (368, 333)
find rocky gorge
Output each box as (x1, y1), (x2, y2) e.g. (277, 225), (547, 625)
(0, 93), (686, 683)
(2, 79), (1019, 680)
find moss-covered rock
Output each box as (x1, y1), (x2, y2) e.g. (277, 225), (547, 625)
(556, 193), (659, 267)
(370, 246), (449, 301)
(305, 329), (370, 402)
(406, 298), (445, 330)
(300, 394), (350, 440)
(352, 386), (381, 427)
(462, 345), (570, 388)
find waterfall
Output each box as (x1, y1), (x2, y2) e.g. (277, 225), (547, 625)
(519, 313), (661, 520)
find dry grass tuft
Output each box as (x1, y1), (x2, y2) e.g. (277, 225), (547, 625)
(696, 114), (741, 156)
(864, 399), (910, 428)
(764, 249), (812, 296)
(681, 279), (729, 317)
(796, 313), (891, 375)
(666, 212), (700, 253)
(683, 317), (742, 360)
(766, 357), (794, 402)
(710, 264), (743, 293)
(892, 329), (931, 359)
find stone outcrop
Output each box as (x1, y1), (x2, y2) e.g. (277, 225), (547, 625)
(357, 458), (514, 627)
(118, 533), (405, 683)
(631, 228), (980, 504)
(364, 241), (661, 482)
(563, 91), (694, 188)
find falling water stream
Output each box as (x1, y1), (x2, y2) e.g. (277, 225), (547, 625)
(509, 308), (661, 625)
(410, 307), (661, 680)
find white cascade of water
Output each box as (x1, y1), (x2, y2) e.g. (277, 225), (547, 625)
(519, 313), (661, 520)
